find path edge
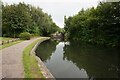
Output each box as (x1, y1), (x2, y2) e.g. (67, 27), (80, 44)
(31, 37), (55, 79)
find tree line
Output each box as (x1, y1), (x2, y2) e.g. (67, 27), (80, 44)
(2, 2), (60, 37)
(64, 2), (120, 47)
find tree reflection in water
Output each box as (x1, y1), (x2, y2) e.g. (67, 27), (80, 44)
(36, 40), (120, 78)
(35, 40), (59, 62)
(63, 40), (120, 78)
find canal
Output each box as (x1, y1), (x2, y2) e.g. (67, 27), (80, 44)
(35, 40), (119, 78)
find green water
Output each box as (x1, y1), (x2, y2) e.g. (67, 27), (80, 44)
(35, 40), (119, 78)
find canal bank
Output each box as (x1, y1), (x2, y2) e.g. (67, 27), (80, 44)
(30, 37), (55, 79)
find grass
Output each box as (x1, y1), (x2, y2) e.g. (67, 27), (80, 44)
(0, 37), (14, 41)
(0, 40), (23, 50)
(23, 37), (48, 78)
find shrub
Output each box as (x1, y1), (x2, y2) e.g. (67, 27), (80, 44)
(19, 32), (31, 40)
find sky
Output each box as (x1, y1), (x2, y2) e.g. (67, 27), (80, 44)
(3, 0), (103, 28)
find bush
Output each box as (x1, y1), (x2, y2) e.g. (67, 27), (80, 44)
(19, 32), (31, 40)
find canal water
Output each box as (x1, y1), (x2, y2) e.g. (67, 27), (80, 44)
(35, 40), (119, 78)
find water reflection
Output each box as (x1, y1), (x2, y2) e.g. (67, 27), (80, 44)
(63, 41), (120, 78)
(36, 40), (120, 78)
(35, 40), (59, 62)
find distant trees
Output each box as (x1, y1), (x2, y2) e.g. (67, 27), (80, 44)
(2, 2), (60, 37)
(64, 2), (120, 47)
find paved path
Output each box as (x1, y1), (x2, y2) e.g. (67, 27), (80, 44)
(0, 38), (40, 78)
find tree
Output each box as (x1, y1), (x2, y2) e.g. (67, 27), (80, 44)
(64, 2), (120, 47)
(2, 2), (60, 37)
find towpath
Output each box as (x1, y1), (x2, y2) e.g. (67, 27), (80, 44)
(0, 38), (40, 78)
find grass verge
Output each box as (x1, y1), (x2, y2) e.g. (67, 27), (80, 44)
(23, 37), (47, 78)
(0, 37), (14, 41)
(0, 40), (23, 50)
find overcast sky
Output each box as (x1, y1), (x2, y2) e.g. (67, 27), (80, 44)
(3, 0), (103, 28)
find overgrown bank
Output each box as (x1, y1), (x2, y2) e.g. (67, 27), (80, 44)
(64, 2), (120, 47)
(23, 37), (49, 78)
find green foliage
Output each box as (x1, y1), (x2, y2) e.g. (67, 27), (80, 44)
(2, 2), (60, 37)
(19, 32), (31, 40)
(64, 2), (120, 47)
